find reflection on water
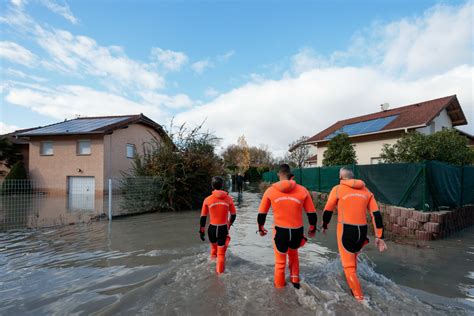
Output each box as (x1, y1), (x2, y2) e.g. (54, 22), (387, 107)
(0, 194), (104, 231)
(68, 193), (96, 211)
(0, 191), (473, 315)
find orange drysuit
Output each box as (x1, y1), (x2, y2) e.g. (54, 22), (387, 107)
(200, 190), (236, 274)
(258, 180), (317, 288)
(323, 179), (384, 300)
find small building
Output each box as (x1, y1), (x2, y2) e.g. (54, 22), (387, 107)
(300, 95), (472, 166)
(11, 114), (169, 197)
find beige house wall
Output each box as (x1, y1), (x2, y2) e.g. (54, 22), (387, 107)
(28, 135), (105, 195)
(315, 136), (400, 166)
(103, 123), (163, 186)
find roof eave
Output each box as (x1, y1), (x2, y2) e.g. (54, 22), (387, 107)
(18, 131), (105, 137)
(304, 124), (427, 145)
(425, 95), (467, 127)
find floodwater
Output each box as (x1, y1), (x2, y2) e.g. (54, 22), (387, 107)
(1, 190), (473, 315)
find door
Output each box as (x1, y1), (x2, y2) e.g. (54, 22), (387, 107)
(68, 176), (95, 211)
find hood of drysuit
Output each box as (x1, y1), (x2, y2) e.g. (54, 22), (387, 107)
(212, 190), (228, 199)
(340, 179), (366, 189)
(272, 180), (297, 193)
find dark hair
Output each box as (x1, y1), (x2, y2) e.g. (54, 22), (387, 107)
(278, 164), (291, 176)
(211, 176), (224, 190)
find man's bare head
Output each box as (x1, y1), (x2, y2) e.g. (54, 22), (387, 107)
(339, 167), (354, 180)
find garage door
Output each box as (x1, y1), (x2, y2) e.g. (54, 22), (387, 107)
(68, 176), (95, 211)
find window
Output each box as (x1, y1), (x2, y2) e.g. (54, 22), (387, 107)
(40, 141), (54, 155)
(371, 157), (381, 164)
(77, 140), (91, 155)
(126, 144), (136, 158)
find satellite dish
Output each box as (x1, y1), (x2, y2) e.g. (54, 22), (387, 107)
(380, 103), (390, 111)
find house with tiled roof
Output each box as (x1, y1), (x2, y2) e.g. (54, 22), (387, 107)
(4, 114), (169, 203)
(298, 95), (472, 166)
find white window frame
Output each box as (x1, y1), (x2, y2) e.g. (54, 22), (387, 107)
(40, 141), (54, 156)
(126, 144), (136, 159)
(77, 139), (91, 156)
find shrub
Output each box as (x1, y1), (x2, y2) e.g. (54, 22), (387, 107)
(322, 133), (357, 166)
(380, 129), (474, 165)
(1, 161), (30, 195)
(124, 122), (225, 212)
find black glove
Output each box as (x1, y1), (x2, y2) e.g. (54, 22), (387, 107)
(199, 227), (205, 241)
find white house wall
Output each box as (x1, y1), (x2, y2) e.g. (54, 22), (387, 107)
(416, 109), (452, 135)
(316, 136), (400, 166)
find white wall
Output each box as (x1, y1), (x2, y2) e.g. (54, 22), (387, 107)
(315, 136), (400, 166)
(416, 109), (452, 135)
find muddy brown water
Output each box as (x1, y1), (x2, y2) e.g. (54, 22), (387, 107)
(0, 190), (473, 315)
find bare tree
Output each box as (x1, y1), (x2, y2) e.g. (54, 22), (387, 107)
(287, 136), (310, 169)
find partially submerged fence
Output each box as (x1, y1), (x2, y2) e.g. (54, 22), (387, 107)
(0, 177), (164, 231)
(262, 161), (474, 212)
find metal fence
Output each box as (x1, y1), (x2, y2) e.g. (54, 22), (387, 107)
(0, 177), (164, 232)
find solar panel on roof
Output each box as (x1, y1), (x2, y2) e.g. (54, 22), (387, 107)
(325, 115), (398, 140)
(18, 117), (131, 135)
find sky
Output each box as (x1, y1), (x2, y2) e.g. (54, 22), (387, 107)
(0, 0), (472, 156)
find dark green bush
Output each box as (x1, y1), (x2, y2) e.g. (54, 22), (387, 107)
(322, 133), (357, 166)
(380, 129), (474, 165)
(123, 123), (224, 212)
(1, 161), (30, 195)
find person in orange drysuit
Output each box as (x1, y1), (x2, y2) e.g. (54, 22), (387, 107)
(322, 167), (387, 301)
(258, 164), (317, 289)
(200, 176), (237, 274)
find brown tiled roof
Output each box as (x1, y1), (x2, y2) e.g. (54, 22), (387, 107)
(306, 95), (466, 143)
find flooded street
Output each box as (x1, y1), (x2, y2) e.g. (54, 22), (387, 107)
(1, 190), (473, 315)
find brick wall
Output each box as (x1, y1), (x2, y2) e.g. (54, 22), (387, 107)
(309, 191), (474, 241)
(379, 203), (474, 240)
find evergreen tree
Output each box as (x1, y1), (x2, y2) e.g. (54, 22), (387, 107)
(322, 133), (357, 166)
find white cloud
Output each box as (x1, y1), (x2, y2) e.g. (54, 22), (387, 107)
(177, 3), (474, 154)
(139, 91), (194, 109)
(34, 28), (165, 90)
(204, 87), (219, 97)
(217, 50), (235, 62)
(191, 59), (213, 74)
(5, 85), (166, 120)
(150, 47), (188, 71)
(0, 7), (165, 92)
(191, 51), (234, 74)
(0, 41), (37, 66)
(10, 0), (26, 7)
(0, 122), (20, 134)
(291, 47), (326, 74)
(4, 68), (47, 82)
(40, 0), (78, 24)
(344, 3), (473, 78)
(177, 65), (473, 155)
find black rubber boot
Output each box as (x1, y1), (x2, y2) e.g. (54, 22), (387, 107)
(292, 282), (301, 289)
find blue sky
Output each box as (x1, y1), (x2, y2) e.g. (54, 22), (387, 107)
(0, 0), (472, 154)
